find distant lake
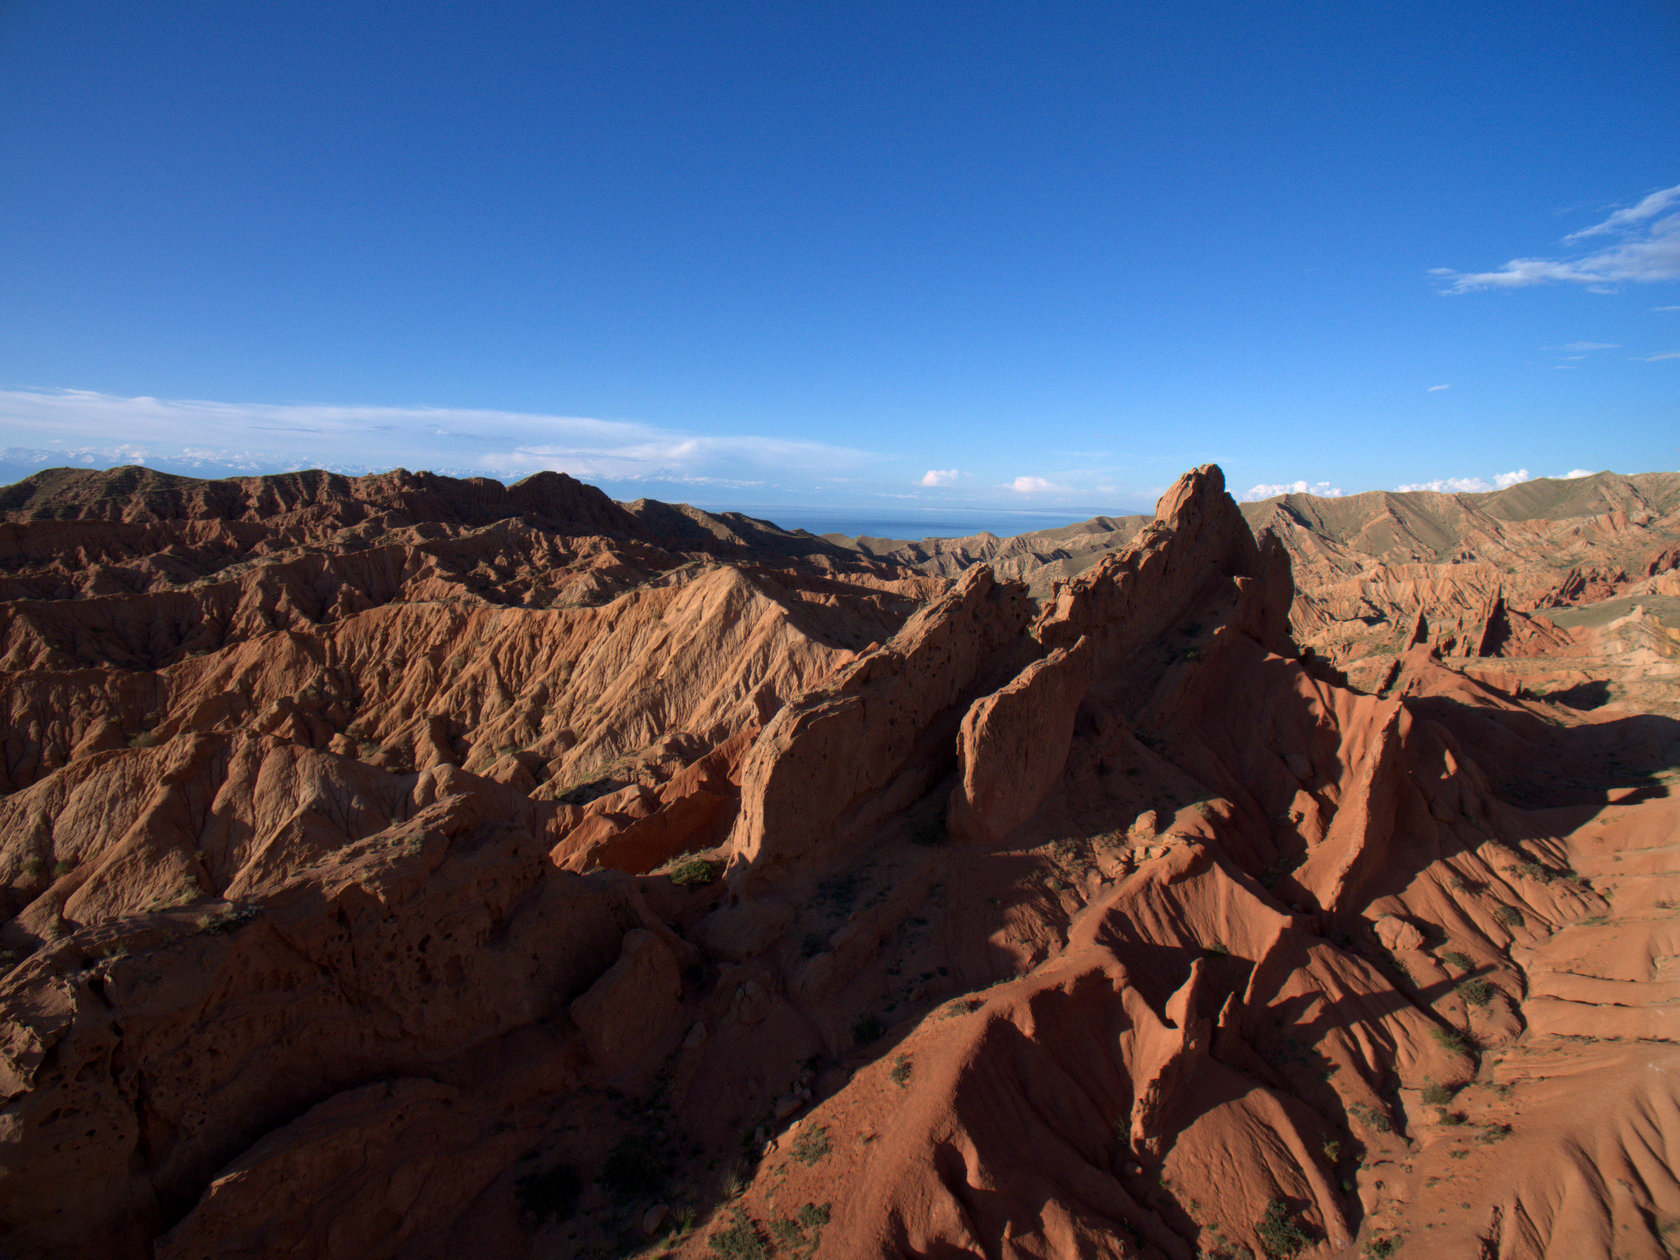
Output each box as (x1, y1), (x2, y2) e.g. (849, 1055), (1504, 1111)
(709, 505), (1116, 541)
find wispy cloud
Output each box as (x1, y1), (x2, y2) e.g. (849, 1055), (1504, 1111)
(918, 468), (959, 487)
(0, 388), (880, 489)
(1433, 181), (1680, 292)
(1564, 469), (1596, 478)
(1241, 480), (1344, 502)
(1656, 305), (1680, 313)
(1427, 383), (1451, 392)
(1564, 185), (1680, 241)
(1396, 469), (1534, 494)
(1564, 341), (1619, 351)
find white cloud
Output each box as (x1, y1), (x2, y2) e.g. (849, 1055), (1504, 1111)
(1396, 470), (1533, 494)
(1434, 181), (1680, 291)
(1637, 351), (1680, 361)
(0, 388), (880, 488)
(1563, 469), (1595, 478)
(1564, 185), (1680, 241)
(1656, 305), (1680, 312)
(1241, 480), (1344, 501)
(1008, 475), (1059, 493)
(919, 468), (959, 487)
(1427, 384), (1451, 392)
(1564, 341), (1620, 351)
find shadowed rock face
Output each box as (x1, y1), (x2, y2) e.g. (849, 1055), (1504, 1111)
(2, 463), (1679, 1260)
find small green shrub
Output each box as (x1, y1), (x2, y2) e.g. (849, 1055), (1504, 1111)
(709, 1209), (769, 1259)
(1441, 949), (1474, 971)
(1421, 1082), (1456, 1107)
(20, 856), (43, 879)
(769, 1202), (831, 1255)
(128, 730), (159, 749)
(52, 859), (74, 878)
(891, 1055), (913, 1087)
(1256, 1198), (1310, 1258)
(1429, 1024), (1476, 1055)
(1349, 1103), (1392, 1134)
(798, 1203), (831, 1230)
(201, 905), (260, 935)
(790, 1124), (830, 1166)
(1458, 977), (1495, 1007)
(670, 857), (723, 887)
(1493, 905), (1524, 929)
(1365, 1238), (1399, 1258)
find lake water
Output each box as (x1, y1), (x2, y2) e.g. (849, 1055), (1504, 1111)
(712, 505), (1108, 541)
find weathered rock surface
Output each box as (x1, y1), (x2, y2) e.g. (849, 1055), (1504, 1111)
(1, 461), (1678, 1260)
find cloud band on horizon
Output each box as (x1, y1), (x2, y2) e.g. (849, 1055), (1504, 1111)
(0, 388), (882, 490)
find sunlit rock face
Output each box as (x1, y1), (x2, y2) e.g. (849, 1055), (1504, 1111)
(2, 462), (1678, 1260)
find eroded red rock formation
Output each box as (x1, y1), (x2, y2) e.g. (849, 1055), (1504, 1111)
(2, 462), (1678, 1260)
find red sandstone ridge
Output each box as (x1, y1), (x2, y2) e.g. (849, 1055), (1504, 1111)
(2, 463), (1679, 1260)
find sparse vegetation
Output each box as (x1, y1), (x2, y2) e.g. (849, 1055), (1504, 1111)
(1493, 905), (1525, 929)
(891, 1055), (913, 1087)
(1429, 1024), (1476, 1055)
(1458, 977), (1495, 1007)
(1365, 1237), (1399, 1258)
(790, 1124), (831, 1166)
(1518, 860), (1573, 885)
(201, 904), (260, 935)
(1421, 1082), (1456, 1106)
(768, 1202), (831, 1257)
(709, 1208), (769, 1259)
(1349, 1104), (1392, 1135)
(52, 860), (74, 878)
(852, 1015), (884, 1045)
(20, 856), (43, 879)
(1440, 949), (1474, 971)
(128, 730), (159, 748)
(670, 857), (723, 887)
(1256, 1198), (1310, 1258)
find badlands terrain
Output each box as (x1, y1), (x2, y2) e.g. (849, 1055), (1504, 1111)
(1, 462), (1678, 1260)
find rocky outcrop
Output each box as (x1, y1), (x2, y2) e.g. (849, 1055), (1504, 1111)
(4, 460), (1680, 1259)
(726, 564), (1031, 885)
(948, 635), (1092, 843)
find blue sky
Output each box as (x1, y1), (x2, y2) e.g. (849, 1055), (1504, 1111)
(1, 1), (1677, 526)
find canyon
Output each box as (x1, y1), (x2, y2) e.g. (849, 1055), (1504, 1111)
(1, 462), (1677, 1259)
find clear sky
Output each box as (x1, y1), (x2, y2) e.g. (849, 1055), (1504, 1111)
(1, 0), (1677, 526)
